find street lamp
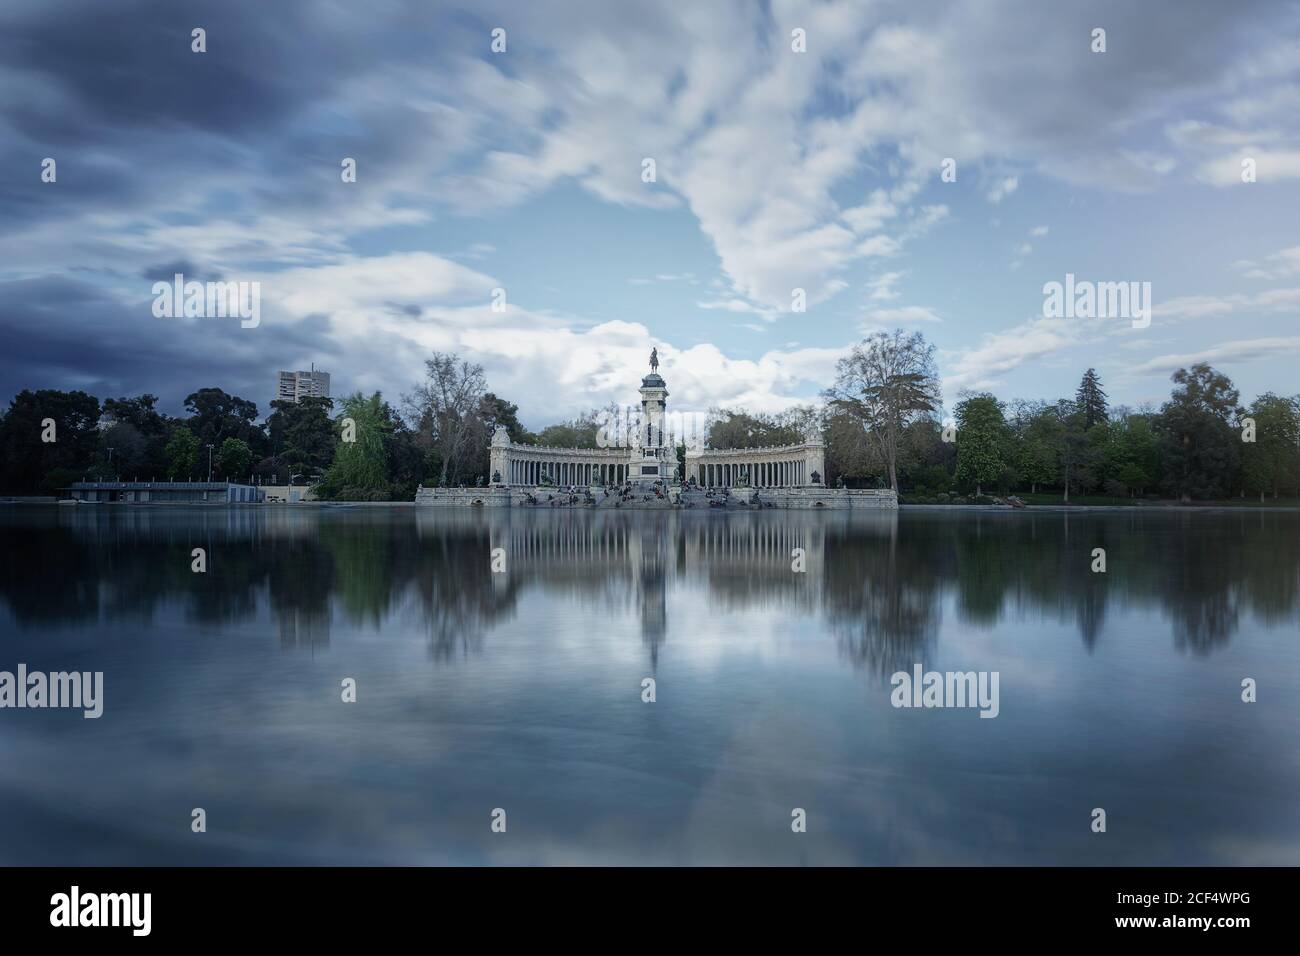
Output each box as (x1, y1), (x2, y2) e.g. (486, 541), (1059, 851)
(206, 444), (214, 482)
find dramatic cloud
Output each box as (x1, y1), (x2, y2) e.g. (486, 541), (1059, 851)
(1, 0), (1298, 415)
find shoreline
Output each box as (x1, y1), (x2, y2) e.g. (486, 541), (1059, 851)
(8, 499), (1300, 514)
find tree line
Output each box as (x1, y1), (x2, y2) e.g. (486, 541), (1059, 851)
(0, 353), (534, 500)
(817, 330), (1300, 503)
(2, 334), (1297, 502)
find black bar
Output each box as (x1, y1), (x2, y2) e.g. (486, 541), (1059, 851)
(0, 866), (1283, 941)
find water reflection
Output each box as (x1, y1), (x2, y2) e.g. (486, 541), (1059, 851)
(2, 505), (1298, 866)
(3, 507), (1296, 662)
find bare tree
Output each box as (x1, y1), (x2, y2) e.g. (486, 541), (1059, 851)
(402, 352), (488, 486)
(824, 330), (941, 491)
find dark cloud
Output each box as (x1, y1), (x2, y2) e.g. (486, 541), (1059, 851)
(0, 276), (344, 416)
(140, 260), (222, 283)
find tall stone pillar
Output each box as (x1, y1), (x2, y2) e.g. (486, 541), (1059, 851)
(490, 425), (510, 485)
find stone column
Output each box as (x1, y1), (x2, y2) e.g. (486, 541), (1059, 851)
(490, 425), (510, 485)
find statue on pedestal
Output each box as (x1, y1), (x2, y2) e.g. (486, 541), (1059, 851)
(649, 347), (659, 373)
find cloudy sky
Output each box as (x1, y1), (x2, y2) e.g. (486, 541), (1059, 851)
(2, 0), (1298, 428)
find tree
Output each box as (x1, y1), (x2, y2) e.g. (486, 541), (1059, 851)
(266, 395), (336, 474)
(536, 412), (603, 449)
(385, 400), (432, 499)
(480, 393), (531, 444)
(0, 389), (101, 494)
(705, 409), (803, 450)
(825, 330), (941, 491)
(823, 409), (875, 485)
(95, 420), (146, 479)
(183, 388), (266, 456)
(1156, 364), (1241, 502)
(1075, 368), (1109, 429)
(402, 353), (488, 486)
(1009, 400), (1059, 494)
(1241, 393), (1300, 501)
(954, 393), (1008, 496)
(164, 425), (201, 480)
(1056, 401), (1094, 502)
(318, 392), (392, 499)
(1105, 410), (1161, 497)
(103, 394), (173, 478)
(214, 437), (253, 480)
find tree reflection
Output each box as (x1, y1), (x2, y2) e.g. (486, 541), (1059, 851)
(1, 507), (1296, 661)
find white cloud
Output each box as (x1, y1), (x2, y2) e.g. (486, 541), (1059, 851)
(986, 175), (1019, 204)
(1232, 246), (1300, 280)
(251, 252), (840, 422)
(1156, 287), (1300, 321)
(695, 297), (781, 321)
(1128, 336), (1300, 375)
(1195, 149), (1300, 185)
(863, 305), (942, 328)
(867, 271), (905, 301)
(858, 235), (902, 258)
(941, 315), (1094, 395)
(842, 190), (898, 233)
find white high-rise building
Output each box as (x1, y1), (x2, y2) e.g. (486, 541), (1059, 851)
(276, 367), (330, 404)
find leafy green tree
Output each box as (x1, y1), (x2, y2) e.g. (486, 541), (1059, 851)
(387, 405), (433, 499)
(1241, 393), (1300, 500)
(1104, 411), (1161, 497)
(1156, 364), (1241, 502)
(266, 395), (336, 474)
(103, 394), (173, 477)
(215, 437), (253, 480)
(183, 388), (267, 457)
(318, 392), (392, 499)
(823, 411), (876, 486)
(164, 425), (201, 480)
(954, 393), (1009, 496)
(0, 389), (101, 493)
(1008, 400), (1059, 493)
(705, 410), (803, 450)
(95, 420), (146, 479)
(536, 413), (603, 449)
(480, 393), (531, 443)
(1056, 401), (1095, 502)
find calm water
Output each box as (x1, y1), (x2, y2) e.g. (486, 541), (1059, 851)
(1, 505), (1297, 866)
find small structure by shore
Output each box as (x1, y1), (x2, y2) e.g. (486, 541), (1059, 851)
(68, 480), (265, 503)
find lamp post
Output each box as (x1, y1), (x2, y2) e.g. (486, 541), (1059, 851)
(206, 444), (214, 482)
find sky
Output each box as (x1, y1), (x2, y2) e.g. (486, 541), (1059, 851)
(1, 0), (1298, 430)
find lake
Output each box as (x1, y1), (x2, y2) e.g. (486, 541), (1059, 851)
(1, 505), (1296, 865)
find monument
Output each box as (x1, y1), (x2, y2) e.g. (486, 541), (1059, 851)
(417, 353), (895, 509)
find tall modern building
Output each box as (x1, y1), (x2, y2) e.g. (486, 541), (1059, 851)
(276, 367), (330, 404)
